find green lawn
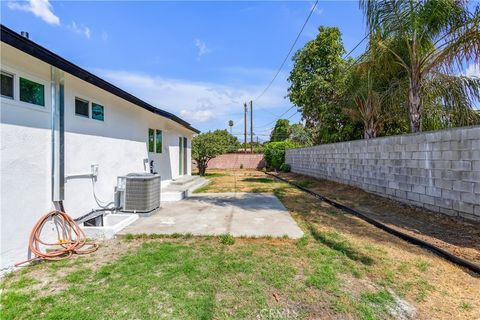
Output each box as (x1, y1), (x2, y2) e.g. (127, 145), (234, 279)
(1, 170), (479, 319)
(1, 236), (398, 320)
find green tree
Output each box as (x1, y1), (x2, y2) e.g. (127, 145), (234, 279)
(270, 119), (290, 142)
(288, 26), (362, 144)
(361, 0), (480, 133)
(192, 130), (240, 176)
(264, 141), (297, 171)
(288, 123), (314, 146)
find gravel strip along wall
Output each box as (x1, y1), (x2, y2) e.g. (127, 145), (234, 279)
(285, 126), (480, 221)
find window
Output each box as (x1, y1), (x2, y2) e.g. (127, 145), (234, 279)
(20, 77), (44, 106)
(148, 128), (163, 153)
(155, 130), (162, 153)
(148, 129), (155, 152)
(75, 97), (89, 117)
(1, 72), (14, 98)
(92, 103), (104, 121)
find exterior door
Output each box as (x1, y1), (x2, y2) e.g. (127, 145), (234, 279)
(179, 137), (183, 176)
(183, 137), (187, 175)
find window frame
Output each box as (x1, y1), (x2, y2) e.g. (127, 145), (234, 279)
(155, 129), (163, 154)
(148, 128), (163, 153)
(148, 128), (155, 153)
(19, 76), (45, 107)
(74, 97), (90, 118)
(91, 102), (105, 121)
(0, 64), (50, 113)
(1, 71), (15, 99)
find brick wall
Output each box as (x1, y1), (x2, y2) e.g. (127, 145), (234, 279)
(285, 126), (480, 221)
(194, 153), (265, 170)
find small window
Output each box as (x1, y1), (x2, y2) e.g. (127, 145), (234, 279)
(92, 103), (104, 121)
(75, 98), (89, 117)
(155, 130), (162, 153)
(20, 77), (44, 106)
(148, 128), (155, 152)
(1, 72), (14, 98)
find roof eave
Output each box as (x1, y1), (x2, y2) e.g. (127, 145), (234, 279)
(0, 24), (200, 134)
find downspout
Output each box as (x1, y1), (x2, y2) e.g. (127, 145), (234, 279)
(51, 66), (65, 211)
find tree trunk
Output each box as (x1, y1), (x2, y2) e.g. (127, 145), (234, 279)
(408, 78), (422, 133)
(364, 126), (377, 139)
(198, 162), (207, 176)
(408, 30), (422, 133)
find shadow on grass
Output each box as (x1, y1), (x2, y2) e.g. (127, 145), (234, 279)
(243, 177), (275, 184)
(308, 224), (374, 266)
(193, 172), (226, 178)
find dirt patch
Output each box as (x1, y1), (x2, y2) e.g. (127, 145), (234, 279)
(278, 172), (480, 265)
(1, 238), (144, 297)
(199, 170), (480, 319)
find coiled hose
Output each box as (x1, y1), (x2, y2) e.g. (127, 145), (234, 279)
(15, 210), (98, 266)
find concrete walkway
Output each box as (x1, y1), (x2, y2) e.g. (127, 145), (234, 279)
(118, 193), (304, 239)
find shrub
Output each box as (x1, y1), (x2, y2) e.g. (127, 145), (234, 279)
(240, 163), (244, 169)
(219, 234), (235, 245)
(264, 141), (296, 170)
(280, 163), (291, 172)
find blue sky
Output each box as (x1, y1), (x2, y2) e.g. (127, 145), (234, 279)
(3, 1), (478, 139)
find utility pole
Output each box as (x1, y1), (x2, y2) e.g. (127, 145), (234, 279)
(244, 102), (247, 154)
(250, 100), (253, 153)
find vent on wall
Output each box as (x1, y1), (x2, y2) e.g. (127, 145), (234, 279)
(117, 173), (160, 213)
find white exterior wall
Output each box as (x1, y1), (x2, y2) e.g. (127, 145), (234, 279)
(0, 43), (195, 270)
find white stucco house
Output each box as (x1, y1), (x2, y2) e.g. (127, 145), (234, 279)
(0, 25), (200, 271)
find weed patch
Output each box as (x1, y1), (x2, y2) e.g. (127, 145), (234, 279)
(306, 263), (338, 290)
(65, 269), (91, 283)
(295, 235), (309, 249)
(219, 234), (235, 245)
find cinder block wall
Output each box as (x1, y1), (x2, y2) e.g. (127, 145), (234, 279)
(194, 153), (265, 170)
(285, 126), (480, 221)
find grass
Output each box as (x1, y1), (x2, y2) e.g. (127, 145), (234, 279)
(308, 225), (374, 265)
(219, 233), (235, 245)
(2, 170), (479, 319)
(460, 301), (473, 311)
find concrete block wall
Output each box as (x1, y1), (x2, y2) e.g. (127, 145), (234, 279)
(194, 153), (265, 170)
(285, 126), (480, 221)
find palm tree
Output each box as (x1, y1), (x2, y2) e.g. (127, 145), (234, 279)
(344, 63), (384, 139)
(361, 0), (480, 133)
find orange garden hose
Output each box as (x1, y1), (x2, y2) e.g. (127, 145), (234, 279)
(15, 210), (98, 266)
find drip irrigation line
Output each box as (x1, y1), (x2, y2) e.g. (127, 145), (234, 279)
(266, 172), (480, 275)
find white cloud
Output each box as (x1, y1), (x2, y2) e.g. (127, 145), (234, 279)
(194, 39), (212, 58)
(8, 0), (60, 25)
(466, 63), (480, 78)
(180, 109), (215, 122)
(8, 1), (93, 39)
(95, 69), (289, 125)
(67, 21), (91, 39)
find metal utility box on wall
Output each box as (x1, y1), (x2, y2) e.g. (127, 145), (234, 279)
(117, 173), (160, 213)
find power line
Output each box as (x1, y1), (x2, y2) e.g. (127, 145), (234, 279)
(255, 105), (296, 129)
(253, 14), (369, 131)
(253, 0), (319, 102)
(344, 33), (369, 59)
(253, 31), (370, 132)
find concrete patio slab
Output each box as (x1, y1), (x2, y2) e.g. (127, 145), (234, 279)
(118, 193), (304, 239)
